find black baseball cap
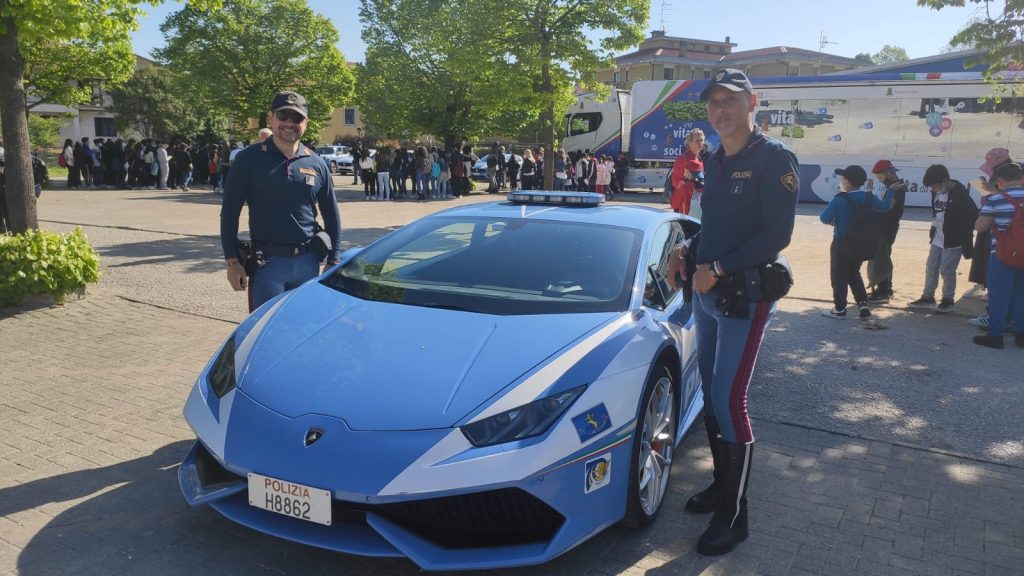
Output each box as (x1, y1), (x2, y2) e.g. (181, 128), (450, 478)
(700, 69), (754, 101)
(271, 91), (308, 117)
(834, 165), (867, 188)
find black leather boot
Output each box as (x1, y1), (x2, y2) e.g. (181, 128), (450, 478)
(685, 416), (723, 513)
(697, 441), (752, 556)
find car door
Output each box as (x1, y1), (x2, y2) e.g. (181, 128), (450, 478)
(640, 219), (700, 433)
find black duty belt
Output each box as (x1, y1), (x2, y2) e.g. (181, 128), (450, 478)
(258, 242), (312, 256)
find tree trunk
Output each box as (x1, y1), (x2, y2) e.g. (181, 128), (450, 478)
(540, 44), (554, 190)
(0, 16), (38, 233)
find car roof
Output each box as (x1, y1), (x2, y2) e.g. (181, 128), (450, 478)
(426, 198), (674, 230)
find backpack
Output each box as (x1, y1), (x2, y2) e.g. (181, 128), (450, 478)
(994, 193), (1024, 269)
(840, 193), (882, 262)
(452, 156), (465, 178)
(58, 153), (67, 168)
(430, 159), (441, 178)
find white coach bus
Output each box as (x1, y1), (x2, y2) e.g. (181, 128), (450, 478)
(564, 72), (1023, 206)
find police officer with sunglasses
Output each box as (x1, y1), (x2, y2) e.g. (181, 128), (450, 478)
(221, 91), (342, 311)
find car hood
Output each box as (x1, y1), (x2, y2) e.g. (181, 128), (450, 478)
(235, 282), (619, 431)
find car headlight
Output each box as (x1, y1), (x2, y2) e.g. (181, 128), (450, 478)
(460, 385), (586, 447)
(207, 335), (236, 398)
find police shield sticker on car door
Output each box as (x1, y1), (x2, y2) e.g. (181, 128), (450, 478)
(248, 472), (332, 525)
(584, 454), (611, 493)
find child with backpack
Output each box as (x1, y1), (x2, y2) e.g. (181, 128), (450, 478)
(972, 161), (1024, 349)
(819, 165), (894, 319)
(907, 164), (978, 314)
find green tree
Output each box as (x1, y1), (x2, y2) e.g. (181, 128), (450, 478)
(920, 1), (1024, 86)
(112, 63), (201, 141)
(358, 0), (537, 150)
(486, 0), (649, 188)
(0, 0), (220, 234)
(27, 115), (65, 152)
(23, 37), (135, 113)
(154, 0), (354, 142)
(871, 45), (910, 65)
(853, 52), (875, 65)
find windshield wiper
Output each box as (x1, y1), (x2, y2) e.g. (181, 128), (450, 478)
(417, 302), (471, 312)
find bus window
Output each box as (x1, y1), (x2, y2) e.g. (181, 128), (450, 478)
(568, 113), (602, 136)
(895, 98), (952, 157)
(792, 99), (848, 155)
(843, 98), (899, 158)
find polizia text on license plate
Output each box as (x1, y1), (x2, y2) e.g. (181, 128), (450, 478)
(248, 472), (332, 526)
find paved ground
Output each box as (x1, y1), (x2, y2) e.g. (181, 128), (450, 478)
(1, 178), (1022, 575)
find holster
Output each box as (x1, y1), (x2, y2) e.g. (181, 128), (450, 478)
(236, 238), (258, 276)
(312, 228), (332, 262)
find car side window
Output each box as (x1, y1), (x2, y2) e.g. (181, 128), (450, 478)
(642, 221), (685, 310)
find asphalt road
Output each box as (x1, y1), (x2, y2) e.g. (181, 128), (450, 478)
(36, 178), (1023, 468)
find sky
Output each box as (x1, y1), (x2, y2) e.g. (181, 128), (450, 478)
(131, 0), (985, 64)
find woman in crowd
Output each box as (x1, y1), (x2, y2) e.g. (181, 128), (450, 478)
(520, 149), (536, 190)
(671, 129), (706, 215)
(375, 146), (392, 201)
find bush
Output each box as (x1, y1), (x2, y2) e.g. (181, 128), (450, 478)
(0, 228), (101, 306)
(781, 125), (805, 138)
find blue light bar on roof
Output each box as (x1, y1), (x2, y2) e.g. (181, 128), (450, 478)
(506, 191), (605, 206)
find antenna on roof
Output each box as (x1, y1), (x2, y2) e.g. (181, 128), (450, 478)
(657, 0), (672, 33)
(817, 31), (838, 75)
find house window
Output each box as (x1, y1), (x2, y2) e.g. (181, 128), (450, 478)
(94, 117), (116, 137)
(704, 45), (710, 52)
(687, 43), (695, 50)
(788, 66), (799, 76)
(663, 68), (674, 80)
(613, 71), (620, 84)
(343, 108), (356, 125)
(624, 69), (630, 83)
(703, 70), (711, 79)
(719, 46), (725, 53)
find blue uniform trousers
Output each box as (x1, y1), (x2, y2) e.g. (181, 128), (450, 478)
(251, 252), (320, 310)
(694, 291), (776, 444)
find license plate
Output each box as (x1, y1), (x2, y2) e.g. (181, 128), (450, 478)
(248, 473), (332, 526)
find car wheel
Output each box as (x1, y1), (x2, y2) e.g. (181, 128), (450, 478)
(622, 364), (676, 528)
(329, 161), (337, 173)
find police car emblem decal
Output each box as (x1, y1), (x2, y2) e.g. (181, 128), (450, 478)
(715, 71), (725, 81)
(584, 454), (611, 493)
(572, 404), (612, 442)
(780, 172), (797, 193)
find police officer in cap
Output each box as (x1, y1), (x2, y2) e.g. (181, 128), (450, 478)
(670, 69), (799, 556)
(221, 91), (342, 311)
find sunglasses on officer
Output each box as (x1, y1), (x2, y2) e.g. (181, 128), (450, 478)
(274, 110), (306, 123)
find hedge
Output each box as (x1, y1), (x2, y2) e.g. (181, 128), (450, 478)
(0, 228), (101, 306)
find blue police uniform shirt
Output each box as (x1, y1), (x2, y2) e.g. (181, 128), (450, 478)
(220, 137), (342, 261)
(696, 128), (799, 273)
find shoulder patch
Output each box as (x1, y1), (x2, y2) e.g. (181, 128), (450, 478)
(780, 172), (797, 193)
(298, 167), (317, 176)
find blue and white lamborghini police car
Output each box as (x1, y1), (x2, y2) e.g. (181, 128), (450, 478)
(179, 192), (703, 571)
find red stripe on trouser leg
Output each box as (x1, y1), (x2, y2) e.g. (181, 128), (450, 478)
(728, 301), (772, 444)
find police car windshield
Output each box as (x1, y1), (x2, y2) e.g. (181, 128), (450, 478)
(322, 216), (642, 315)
